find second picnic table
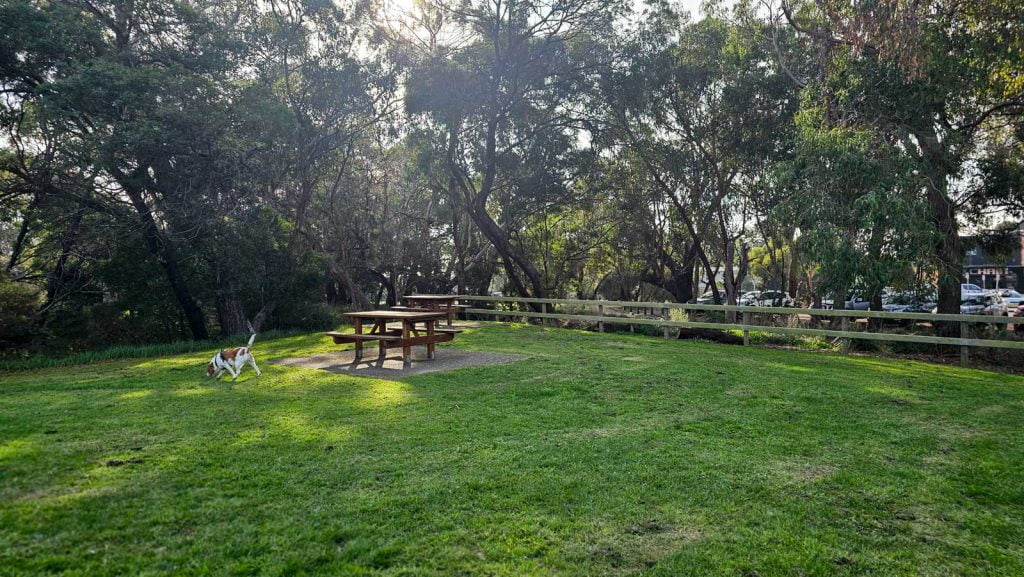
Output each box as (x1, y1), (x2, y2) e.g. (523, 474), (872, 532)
(327, 310), (459, 368)
(393, 294), (468, 326)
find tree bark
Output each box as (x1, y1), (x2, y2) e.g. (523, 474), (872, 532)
(122, 182), (209, 340)
(919, 132), (962, 318)
(467, 201), (546, 308)
(328, 259), (372, 310)
(787, 240), (800, 300)
(368, 268), (398, 307)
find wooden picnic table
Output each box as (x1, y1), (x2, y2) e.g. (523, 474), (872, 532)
(327, 310), (460, 368)
(394, 294), (470, 326)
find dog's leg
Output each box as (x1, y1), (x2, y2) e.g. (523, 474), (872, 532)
(249, 356), (262, 376)
(228, 362), (240, 380)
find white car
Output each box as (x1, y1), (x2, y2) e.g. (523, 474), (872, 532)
(959, 293), (1008, 316)
(745, 290), (794, 307)
(844, 295), (873, 310)
(962, 283), (986, 298)
(738, 291), (761, 306)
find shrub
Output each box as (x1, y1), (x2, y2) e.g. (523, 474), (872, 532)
(0, 275), (42, 352)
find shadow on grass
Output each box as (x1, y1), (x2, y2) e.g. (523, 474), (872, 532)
(1, 325), (1023, 575)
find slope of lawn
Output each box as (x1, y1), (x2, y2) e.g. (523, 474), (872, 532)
(1, 324), (1023, 576)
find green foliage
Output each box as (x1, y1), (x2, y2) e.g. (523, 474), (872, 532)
(0, 0), (1021, 354)
(782, 101), (934, 299)
(0, 273), (42, 350)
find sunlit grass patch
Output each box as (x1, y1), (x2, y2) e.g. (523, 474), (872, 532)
(1, 325), (1023, 575)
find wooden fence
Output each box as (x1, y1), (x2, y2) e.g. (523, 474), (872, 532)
(456, 295), (1023, 367)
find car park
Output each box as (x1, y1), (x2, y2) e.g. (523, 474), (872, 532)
(958, 293), (1008, 316)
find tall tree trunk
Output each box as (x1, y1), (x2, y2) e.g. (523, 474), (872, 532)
(328, 259), (372, 310)
(6, 194), (39, 273)
(368, 268), (398, 307)
(661, 244), (698, 303)
(467, 202), (546, 308)
(123, 183), (208, 340)
(216, 291), (250, 336)
(919, 135), (962, 318)
(787, 241), (800, 300)
(453, 209), (467, 296)
(37, 209), (84, 325)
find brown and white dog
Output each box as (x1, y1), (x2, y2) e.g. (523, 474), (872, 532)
(206, 334), (262, 380)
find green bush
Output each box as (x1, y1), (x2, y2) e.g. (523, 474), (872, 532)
(0, 275), (42, 352)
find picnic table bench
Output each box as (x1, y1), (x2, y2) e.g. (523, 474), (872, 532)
(327, 310), (463, 368)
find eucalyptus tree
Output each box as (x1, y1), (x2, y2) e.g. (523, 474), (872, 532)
(0, 0), (265, 339)
(404, 0), (626, 302)
(241, 0), (399, 312)
(782, 104), (934, 311)
(602, 8), (798, 306)
(778, 0), (1024, 315)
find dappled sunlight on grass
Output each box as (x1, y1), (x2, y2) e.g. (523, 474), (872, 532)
(131, 355), (205, 371)
(762, 361), (815, 373)
(2, 325), (1024, 575)
(351, 378), (416, 410)
(270, 413), (358, 445)
(0, 438), (35, 461)
(171, 386), (216, 397)
(865, 385), (921, 402)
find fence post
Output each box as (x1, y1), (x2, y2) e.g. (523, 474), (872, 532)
(662, 306), (670, 339)
(742, 311), (750, 346)
(960, 321), (969, 368)
(598, 304), (605, 333)
(840, 315), (851, 353)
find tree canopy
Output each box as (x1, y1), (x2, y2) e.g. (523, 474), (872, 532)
(1, 0), (1021, 351)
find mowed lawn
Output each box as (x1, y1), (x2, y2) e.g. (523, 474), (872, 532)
(2, 325), (1023, 576)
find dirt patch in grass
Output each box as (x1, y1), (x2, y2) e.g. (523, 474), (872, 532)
(104, 457), (144, 467)
(774, 460), (840, 484)
(585, 519), (703, 573)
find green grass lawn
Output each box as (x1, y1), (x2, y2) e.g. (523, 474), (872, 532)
(2, 325), (1023, 576)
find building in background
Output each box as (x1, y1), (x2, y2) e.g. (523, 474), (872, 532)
(963, 225), (1024, 289)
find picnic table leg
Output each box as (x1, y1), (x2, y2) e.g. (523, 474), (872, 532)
(446, 305), (454, 326)
(353, 318), (364, 360)
(427, 320), (436, 359)
(376, 321), (387, 359)
(402, 320), (412, 368)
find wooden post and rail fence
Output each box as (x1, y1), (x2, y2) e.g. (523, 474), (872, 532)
(452, 295), (1023, 367)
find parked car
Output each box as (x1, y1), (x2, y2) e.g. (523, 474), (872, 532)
(962, 283), (986, 298)
(996, 289), (1024, 308)
(694, 293), (718, 305)
(958, 293), (1008, 316)
(883, 292), (937, 314)
(742, 290), (794, 307)
(738, 291), (761, 306)
(843, 295), (871, 310)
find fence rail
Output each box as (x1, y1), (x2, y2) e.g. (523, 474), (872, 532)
(454, 295), (1023, 366)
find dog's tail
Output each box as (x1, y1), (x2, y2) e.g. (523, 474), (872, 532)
(247, 333), (256, 348)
